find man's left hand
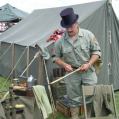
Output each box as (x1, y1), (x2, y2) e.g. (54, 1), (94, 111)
(79, 63), (91, 72)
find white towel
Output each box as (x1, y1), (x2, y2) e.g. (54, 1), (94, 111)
(33, 85), (52, 119)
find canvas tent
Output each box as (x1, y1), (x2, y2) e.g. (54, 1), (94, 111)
(0, 3), (28, 32)
(0, 0), (119, 89)
(0, 3), (28, 22)
(0, 0), (119, 118)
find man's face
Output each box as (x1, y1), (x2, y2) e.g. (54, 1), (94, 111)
(66, 22), (78, 37)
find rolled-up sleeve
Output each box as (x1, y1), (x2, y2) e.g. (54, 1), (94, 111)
(52, 40), (62, 62)
(89, 33), (101, 57)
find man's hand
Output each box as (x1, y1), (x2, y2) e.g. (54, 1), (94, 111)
(54, 58), (73, 72)
(64, 64), (73, 72)
(80, 63), (91, 72)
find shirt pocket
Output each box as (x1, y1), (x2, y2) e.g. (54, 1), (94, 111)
(63, 48), (72, 56)
(81, 45), (90, 52)
(80, 44), (91, 59)
(62, 48), (74, 62)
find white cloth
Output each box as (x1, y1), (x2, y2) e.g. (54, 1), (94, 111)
(33, 85), (52, 119)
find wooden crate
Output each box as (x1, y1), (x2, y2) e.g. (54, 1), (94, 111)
(56, 100), (84, 117)
(56, 101), (71, 117)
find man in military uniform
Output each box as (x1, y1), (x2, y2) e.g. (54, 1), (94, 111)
(53, 7), (101, 118)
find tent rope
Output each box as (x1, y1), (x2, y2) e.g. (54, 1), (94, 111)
(0, 47), (28, 90)
(0, 44), (13, 60)
(20, 51), (40, 77)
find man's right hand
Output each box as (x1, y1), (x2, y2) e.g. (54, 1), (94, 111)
(55, 58), (73, 72)
(64, 64), (73, 72)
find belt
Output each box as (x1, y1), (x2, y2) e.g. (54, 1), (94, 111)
(71, 66), (79, 69)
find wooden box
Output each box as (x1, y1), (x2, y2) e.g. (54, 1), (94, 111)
(56, 101), (71, 117)
(56, 100), (84, 117)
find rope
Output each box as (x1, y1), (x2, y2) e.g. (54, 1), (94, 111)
(0, 47), (28, 90)
(0, 44), (13, 60)
(20, 51), (40, 77)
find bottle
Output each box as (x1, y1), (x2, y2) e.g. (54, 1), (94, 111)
(27, 75), (34, 89)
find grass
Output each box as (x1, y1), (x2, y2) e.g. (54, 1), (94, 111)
(0, 76), (119, 119)
(55, 113), (69, 119)
(115, 91), (119, 116)
(0, 76), (11, 89)
(0, 76), (11, 99)
(48, 112), (69, 119)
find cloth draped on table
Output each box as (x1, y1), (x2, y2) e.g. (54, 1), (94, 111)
(33, 85), (52, 119)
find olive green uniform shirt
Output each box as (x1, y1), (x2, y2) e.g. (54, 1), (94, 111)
(53, 28), (101, 100)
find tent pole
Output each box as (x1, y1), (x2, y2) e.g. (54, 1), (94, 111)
(37, 52), (44, 84)
(26, 46), (29, 77)
(43, 59), (56, 119)
(11, 43), (15, 78)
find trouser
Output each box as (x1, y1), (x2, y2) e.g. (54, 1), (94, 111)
(64, 70), (97, 102)
(64, 70), (97, 118)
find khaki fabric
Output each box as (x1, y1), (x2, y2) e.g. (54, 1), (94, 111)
(93, 85), (114, 116)
(33, 85), (52, 119)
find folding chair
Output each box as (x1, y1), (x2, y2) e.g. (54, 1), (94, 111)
(82, 85), (118, 119)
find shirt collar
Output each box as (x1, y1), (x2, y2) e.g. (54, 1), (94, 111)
(64, 28), (84, 40)
(78, 28), (84, 37)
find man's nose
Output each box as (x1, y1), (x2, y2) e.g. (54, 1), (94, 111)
(67, 28), (72, 32)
